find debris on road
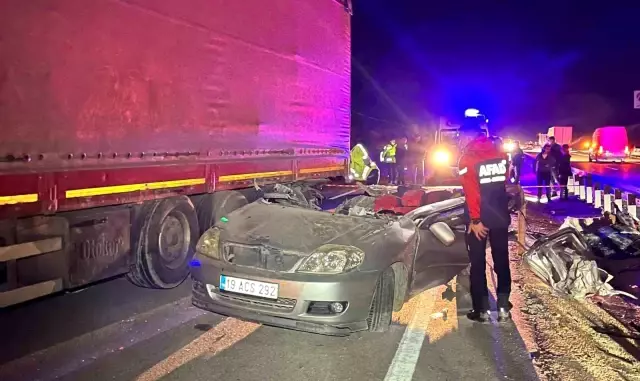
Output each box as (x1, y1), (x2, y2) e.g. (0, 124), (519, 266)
(510, 208), (640, 381)
(558, 206), (640, 300)
(429, 308), (448, 321)
(523, 227), (635, 299)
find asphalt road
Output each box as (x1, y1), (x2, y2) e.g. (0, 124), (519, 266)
(9, 161), (628, 381)
(0, 271), (538, 381)
(1, 151), (636, 381)
(524, 150), (640, 194)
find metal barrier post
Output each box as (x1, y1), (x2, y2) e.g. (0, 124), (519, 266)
(567, 175), (575, 194)
(586, 175), (593, 204)
(594, 183), (602, 209)
(573, 174), (581, 194)
(628, 194), (638, 220)
(614, 189), (623, 211)
(579, 176), (586, 201)
(603, 185), (613, 213)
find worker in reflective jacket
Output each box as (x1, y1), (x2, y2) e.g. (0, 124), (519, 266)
(350, 143), (379, 184)
(457, 126), (512, 323)
(379, 139), (398, 184)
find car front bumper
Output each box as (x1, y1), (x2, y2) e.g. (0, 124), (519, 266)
(190, 255), (381, 335)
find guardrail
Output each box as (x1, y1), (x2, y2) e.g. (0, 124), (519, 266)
(566, 173), (639, 221)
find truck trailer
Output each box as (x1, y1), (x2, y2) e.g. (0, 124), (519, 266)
(0, 0), (353, 307)
(547, 126), (573, 146)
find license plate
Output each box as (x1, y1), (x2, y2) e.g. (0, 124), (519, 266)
(219, 275), (279, 299)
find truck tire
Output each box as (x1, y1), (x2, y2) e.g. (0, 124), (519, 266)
(128, 196), (199, 289)
(367, 267), (395, 333)
(194, 191), (248, 235)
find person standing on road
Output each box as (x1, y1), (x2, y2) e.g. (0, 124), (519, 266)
(535, 144), (556, 203)
(408, 134), (426, 184)
(547, 136), (563, 194)
(395, 136), (409, 185)
(557, 144), (572, 200)
(510, 141), (525, 184)
(457, 126), (513, 323)
(380, 139), (398, 184)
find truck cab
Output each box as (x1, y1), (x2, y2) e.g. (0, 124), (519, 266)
(428, 123), (490, 183)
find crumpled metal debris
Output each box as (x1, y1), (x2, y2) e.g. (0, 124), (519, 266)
(556, 206), (640, 300)
(560, 207), (640, 260)
(333, 195), (377, 217)
(258, 182), (324, 210)
(524, 228), (636, 299)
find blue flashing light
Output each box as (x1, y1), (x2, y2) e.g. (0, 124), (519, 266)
(464, 108), (481, 117)
(189, 259), (201, 267)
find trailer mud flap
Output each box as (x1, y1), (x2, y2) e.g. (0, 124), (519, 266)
(65, 207), (132, 288)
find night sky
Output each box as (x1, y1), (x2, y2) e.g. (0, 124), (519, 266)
(351, 1), (640, 143)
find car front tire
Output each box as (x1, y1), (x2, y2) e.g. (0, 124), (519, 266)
(367, 267), (395, 332)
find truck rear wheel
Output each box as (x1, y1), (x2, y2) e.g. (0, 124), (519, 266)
(193, 191), (248, 234)
(128, 196), (199, 289)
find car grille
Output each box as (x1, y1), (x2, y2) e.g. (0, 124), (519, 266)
(222, 242), (301, 271)
(193, 280), (296, 312)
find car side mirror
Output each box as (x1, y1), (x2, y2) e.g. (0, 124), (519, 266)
(429, 222), (456, 246)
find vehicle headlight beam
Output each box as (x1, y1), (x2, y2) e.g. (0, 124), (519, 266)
(433, 150), (450, 165)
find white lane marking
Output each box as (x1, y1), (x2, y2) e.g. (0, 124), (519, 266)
(384, 287), (438, 381)
(605, 166), (619, 171)
(0, 297), (205, 381)
(136, 317), (260, 381)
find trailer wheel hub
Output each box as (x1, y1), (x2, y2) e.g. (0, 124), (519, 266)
(158, 213), (190, 269)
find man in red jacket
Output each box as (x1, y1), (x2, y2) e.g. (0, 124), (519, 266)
(457, 126), (512, 323)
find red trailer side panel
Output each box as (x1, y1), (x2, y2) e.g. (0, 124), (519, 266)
(0, 0), (351, 163)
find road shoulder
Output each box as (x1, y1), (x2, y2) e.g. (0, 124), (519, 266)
(512, 203), (640, 380)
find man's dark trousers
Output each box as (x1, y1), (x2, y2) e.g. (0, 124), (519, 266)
(465, 227), (512, 311)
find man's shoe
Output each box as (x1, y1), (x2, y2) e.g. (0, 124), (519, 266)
(497, 308), (512, 323)
(466, 310), (490, 323)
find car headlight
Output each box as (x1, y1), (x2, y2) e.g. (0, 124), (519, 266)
(433, 150), (450, 165)
(296, 244), (365, 274)
(196, 227), (221, 259)
(503, 142), (514, 152)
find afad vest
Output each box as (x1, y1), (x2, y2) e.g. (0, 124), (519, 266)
(476, 158), (510, 228)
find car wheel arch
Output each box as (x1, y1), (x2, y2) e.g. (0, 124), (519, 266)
(390, 262), (409, 311)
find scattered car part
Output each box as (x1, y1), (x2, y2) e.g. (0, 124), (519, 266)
(523, 228), (636, 299)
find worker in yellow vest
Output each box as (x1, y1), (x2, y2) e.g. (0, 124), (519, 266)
(380, 139), (398, 184)
(349, 143), (379, 184)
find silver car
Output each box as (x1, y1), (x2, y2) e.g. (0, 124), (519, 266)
(190, 196), (470, 335)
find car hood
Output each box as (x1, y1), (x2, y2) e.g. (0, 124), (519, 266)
(215, 201), (413, 255)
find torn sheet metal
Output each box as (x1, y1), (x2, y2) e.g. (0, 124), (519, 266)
(557, 207), (640, 299)
(260, 182), (325, 210)
(524, 228), (636, 299)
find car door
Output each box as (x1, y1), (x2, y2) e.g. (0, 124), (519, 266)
(409, 204), (470, 296)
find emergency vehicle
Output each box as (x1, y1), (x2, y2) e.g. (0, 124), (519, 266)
(427, 110), (489, 183)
